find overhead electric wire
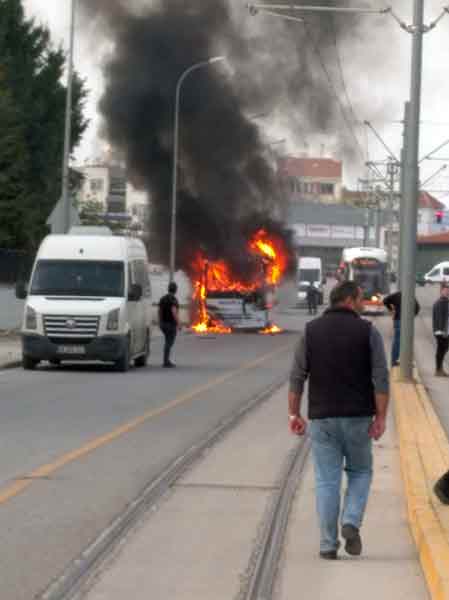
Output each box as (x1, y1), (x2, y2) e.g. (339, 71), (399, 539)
(330, 17), (365, 160)
(302, 20), (366, 163)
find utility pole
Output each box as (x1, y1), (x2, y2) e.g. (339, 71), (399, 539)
(400, 0), (424, 381)
(398, 103), (410, 286)
(386, 159), (398, 271)
(363, 208), (370, 246)
(61, 0), (76, 234)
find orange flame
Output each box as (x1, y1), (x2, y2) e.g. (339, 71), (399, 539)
(190, 230), (289, 334)
(259, 324), (283, 335)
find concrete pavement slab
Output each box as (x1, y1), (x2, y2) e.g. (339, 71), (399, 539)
(79, 377), (428, 600)
(79, 385), (298, 600)
(275, 411), (429, 600)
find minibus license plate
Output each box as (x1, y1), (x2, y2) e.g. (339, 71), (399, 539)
(57, 345), (85, 355)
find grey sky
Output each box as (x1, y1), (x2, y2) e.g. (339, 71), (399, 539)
(22, 1), (449, 203)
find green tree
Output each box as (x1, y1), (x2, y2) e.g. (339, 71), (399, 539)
(0, 81), (28, 247)
(0, 0), (88, 251)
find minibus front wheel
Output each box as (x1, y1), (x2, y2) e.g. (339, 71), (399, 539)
(23, 355), (39, 371)
(115, 338), (130, 373)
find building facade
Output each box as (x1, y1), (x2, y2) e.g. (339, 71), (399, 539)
(76, 163), (150, 237)
(278, 156), (343, 205)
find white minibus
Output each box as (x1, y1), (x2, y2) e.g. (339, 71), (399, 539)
(16, 232), (152, 371)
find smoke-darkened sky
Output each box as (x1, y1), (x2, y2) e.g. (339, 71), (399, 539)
(23, 0), (449, 206)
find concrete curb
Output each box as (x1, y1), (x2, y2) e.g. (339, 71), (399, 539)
(0, 360), (21, 370)
(393, 371), (449, 600)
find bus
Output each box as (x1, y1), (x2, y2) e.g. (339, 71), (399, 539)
(338, 247), (389, 314)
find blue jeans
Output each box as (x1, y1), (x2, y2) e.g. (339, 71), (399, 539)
(310, 417), (373, 552)
(391, 320), (401, 366)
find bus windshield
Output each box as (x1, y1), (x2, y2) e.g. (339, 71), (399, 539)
(30, 260), (125, 297)
(353, 263), (387, 297)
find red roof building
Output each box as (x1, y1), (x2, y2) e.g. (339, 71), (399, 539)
(278, 157), (343, 179)
(418, 231), (449, 245)
(418, 191), (445, 210)
(278, 157), (343, 204)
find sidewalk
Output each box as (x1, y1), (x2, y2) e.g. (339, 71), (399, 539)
(75, 384), (428, 600)
(0, 332), (21, 369)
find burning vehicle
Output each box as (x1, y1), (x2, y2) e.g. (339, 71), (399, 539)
(189, 230), (288, 334)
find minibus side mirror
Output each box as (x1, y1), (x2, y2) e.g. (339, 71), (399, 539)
(128, 283), (143, 302)
(15, 281), (27, 300)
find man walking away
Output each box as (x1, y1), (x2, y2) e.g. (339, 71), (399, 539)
(433, 283), (449, 377)
(383, 290), (420, 367)
(159, 282), (180, 368)
(307, 284), (320, 316)
(288, 281), (389, 560)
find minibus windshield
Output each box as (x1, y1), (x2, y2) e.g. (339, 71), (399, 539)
(30, 260), (125, 297)
(298, 269), (320, 283)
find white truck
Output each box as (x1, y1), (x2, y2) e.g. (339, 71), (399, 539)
(297, 257), (324, 306)
(16, 230), (152, 372)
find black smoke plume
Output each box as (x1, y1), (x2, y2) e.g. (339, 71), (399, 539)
(78, 1), (367, 277)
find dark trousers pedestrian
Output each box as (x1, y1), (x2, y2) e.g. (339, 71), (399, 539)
(435, 335), (449, 371)
(160, 322), (177, 366)
(391, 320), (400, 366)
(308, 297), (318, 316)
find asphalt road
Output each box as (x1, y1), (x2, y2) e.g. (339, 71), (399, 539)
(0, 281), (309, 600)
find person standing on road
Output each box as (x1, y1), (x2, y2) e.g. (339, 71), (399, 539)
(306, 284), (320, 316)
(288, 281), (389, 560)
(383, 290), (420, 367)
(432, 283), (449, 377)
(159, 282), (180, 368)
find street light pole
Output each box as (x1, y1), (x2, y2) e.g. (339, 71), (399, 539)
(169, 56), (226, 283)
(400, 0), (425, 381)
(61, 0), (76, 234)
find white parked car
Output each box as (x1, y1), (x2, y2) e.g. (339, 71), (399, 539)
(424, 262), (449, 284)
(16, 230), (152, 371)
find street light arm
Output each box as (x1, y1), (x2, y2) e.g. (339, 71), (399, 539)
(258, 9), (304, 23)
(248, 3), (390, 14)
(427, 7), (449, 30)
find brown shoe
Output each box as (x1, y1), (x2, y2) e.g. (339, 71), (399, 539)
(435, 369), (449, 377)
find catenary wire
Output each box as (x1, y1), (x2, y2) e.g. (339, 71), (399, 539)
(302, 20), (366, 163)
(330, 17), (365, 161)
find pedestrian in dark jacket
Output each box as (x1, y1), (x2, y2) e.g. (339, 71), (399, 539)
(383, 291), (420, 367)
(306, 284), (320, 315)
(159, 282), (180, 368)
(432, 283), (449, 376)
(289, 281), (389, 560)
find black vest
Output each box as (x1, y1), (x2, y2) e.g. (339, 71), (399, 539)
(306, 307), (376, 419)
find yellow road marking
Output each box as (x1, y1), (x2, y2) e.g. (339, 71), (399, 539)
(0, 340), (294, 506)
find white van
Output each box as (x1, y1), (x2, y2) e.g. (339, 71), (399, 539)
(424, 262), (449, 285)
(297, 257), (325, 305)
(16, 232), (152, 371)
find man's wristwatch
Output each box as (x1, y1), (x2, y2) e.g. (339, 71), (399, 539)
(289, 414), (299, 421)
